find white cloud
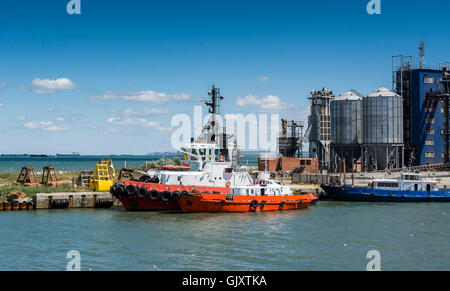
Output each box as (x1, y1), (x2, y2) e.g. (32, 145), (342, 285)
(55, 117), (66, 122)
(24, 121), (52, 129)
(24, 121), (67, 132)
(48, 107), (57, 112)
(32, 78), (76, 94)
(258, 76), (269, 82)
(0, 82), (6, 88)
(236, 94), (288, 112)
(0, 103), (3, 108)
(90, 92), (118, 100)
(18, 117), (26, 121)
(42, 125), (68, 132)
(122, 90), (190, 103)
(122, 108), (170, 115)
(236, 94), (261, 107)
(106, 117), (171, 132)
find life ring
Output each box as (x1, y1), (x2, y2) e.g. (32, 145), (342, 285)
(225, 181), (231, 188)
(219, 155), (225, 162)
(180, 190), (189, 198)
(250, 199), (259, 208)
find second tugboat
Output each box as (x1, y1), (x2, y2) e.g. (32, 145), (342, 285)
(178, 178), (314, 213)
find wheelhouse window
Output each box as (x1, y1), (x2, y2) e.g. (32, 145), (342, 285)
(378, 182), (399, 188)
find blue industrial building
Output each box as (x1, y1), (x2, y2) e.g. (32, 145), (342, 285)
(411, 69), (446, 165)
(394, 60), (449, 166)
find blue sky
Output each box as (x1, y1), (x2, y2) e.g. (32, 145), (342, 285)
(0, 0), (449, 154)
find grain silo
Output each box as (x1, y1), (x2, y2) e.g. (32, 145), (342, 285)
(330, 90), (363, 171)
(362, 87), (404, 170)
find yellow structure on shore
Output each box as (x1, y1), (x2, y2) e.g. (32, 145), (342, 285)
(89, 164), (114, 192)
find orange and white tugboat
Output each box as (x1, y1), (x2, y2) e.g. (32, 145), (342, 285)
(178, 177), (313, 213)
(114, 161), (314, 212)
(111, 85), (316, 212)
(112, 85), (247, 211)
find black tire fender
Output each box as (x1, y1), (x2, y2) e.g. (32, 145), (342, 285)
(171, 191), (181, 201)
(149, 190), (160, 201)
(126, 184), (137, 196)
(180, 190), (189, 198)
(161, 191), (171, 202)
(137, 186), (148, 199)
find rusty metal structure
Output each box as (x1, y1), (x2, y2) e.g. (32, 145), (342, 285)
(41, 166), (66, 186)
(41, 166), (57, 184)
(76, 170), (94, 187)
(278, 119), (304, 157)
(15, 166), (40, 187)
(118, 168), (135, 180)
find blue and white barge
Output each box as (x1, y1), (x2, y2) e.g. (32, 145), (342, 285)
(321, 172), (450, 202)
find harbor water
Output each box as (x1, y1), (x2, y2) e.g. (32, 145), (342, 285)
(0, 201), (448, 270)
(0, 155), (260, 173)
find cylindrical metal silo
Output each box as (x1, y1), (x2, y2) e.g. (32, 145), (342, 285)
(362, 87), (404, 170)
(331, 90), (363, 145)
(363, 87), (403, 144)
(330, 90), (363, 172)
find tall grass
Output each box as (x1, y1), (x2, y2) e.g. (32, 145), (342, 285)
(0, 171), (85, 200)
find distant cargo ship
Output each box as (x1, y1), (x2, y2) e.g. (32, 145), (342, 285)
(56, 152), (80, 157)
(29, 154), (50, 157)
(1, 154), (28, 157)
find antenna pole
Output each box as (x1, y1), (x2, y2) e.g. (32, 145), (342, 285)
(419, 38), (425, 69)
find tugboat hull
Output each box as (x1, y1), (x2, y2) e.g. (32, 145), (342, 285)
(178, 193), (312, 213)
(113, 180), (230, 211)
(321, 185), (450, 202)
(120, 196), (180, 211)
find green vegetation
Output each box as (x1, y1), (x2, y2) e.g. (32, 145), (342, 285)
(0, 171), (85, 200)
(135, 157), (183, 171)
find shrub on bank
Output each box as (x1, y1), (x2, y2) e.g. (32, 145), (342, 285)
(135, 157), (183, 171)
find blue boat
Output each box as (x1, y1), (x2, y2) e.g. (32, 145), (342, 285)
(321, 172), (450, 202)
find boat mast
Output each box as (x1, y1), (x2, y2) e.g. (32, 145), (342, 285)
(202, 85), (223, 143)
